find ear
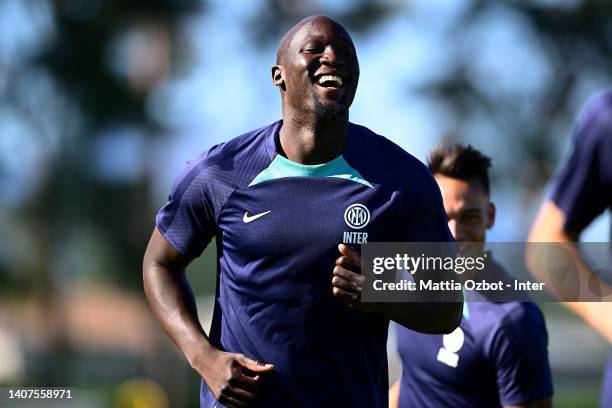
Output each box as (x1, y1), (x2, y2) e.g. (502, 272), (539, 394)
(271, 65), (284, 88)
(486, 202), (496, 229)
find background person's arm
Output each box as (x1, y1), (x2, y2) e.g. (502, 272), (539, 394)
(388, 380), (401, 408)
(143, 227), (273, 407)
(528, 201), (612, 343)
(527, 94), (612, 343)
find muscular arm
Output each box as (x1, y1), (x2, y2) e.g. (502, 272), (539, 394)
(143, 227), (273, 407)
(332, 244), (462, 334)
(528, 201), (612, 343)
(143, 227), (213, 366)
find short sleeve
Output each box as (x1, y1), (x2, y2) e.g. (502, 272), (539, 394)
(488, 304), (554, 405)
(402, 172), (454, 243)
(155, 156), (216, 258)
(549, 93), (612, 233)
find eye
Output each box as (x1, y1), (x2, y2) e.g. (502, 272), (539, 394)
(302, 44), (324, 53)
(461, 212), (482, 224)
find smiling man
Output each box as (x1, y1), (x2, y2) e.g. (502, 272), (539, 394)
(143, 16), (461, 407)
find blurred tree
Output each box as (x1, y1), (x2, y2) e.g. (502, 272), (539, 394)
(417, 0), (612, 197)
(0, 0), (205, 397)
(3, 0), (203, 296)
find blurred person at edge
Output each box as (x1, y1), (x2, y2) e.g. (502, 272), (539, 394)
(390, 142), (553, 408)
(529, 90), (612, 408)
(143, 15), (462, 408)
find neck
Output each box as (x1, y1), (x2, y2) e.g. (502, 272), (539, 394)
(279, 109), (349, 164)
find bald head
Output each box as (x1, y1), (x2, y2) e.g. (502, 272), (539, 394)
(271, 15), (360, 121)
(276, 16), (350, 65)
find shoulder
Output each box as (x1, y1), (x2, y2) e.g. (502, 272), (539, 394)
(174, 122), (277, 189)
(498, 302), (546, 330)
(198, 122), (276, 168)
(468, 301), (545, 341)
(347, 123), (437, 191)
(572, 90), (612, 146)
(483, 302), (547, 353)
(577, 89), (612, 125)
(464, 302), (548, 365)
(349, 123), (428, 171)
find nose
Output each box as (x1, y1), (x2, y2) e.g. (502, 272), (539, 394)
(320, 45), (340, 66)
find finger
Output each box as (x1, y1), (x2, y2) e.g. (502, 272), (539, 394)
(237, 355), (275, 373)
(229, 372), (260, 393)
(332, 286), (359, 305)
(333, 266), (365, 287)
(338, 244), (361, 263)
(218, 393), (249, 408)
(332, 274), (360, 293)
(335, 255), (360, 272)
(225, 384), (258, 404)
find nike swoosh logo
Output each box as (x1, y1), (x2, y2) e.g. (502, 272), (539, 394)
(243, 210), (271, 223)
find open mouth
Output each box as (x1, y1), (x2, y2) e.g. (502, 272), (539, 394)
(315, 74), (344, 88)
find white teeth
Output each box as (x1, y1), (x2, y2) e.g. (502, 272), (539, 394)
(318, 75), (343, 86)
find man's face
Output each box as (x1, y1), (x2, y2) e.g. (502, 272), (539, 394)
(276, 17), (360, 119)
(434, 174), (495, 244)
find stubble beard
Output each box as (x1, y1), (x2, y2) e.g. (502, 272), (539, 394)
(313, 92), (348, 122)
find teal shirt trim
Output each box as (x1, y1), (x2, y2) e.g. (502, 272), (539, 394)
(248, 154), (374, 188)
(462, 288), (470, 320)
(462, 301), (470, 320)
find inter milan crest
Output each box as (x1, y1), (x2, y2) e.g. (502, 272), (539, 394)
(344, 203), (370, 229)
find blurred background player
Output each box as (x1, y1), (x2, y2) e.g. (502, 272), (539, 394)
(143, 15), (461, 408)
(529, 90), (612, 408)
(390, 142), (553, 408)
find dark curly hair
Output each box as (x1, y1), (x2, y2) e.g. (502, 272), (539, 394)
(427, 141), (492, 196)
